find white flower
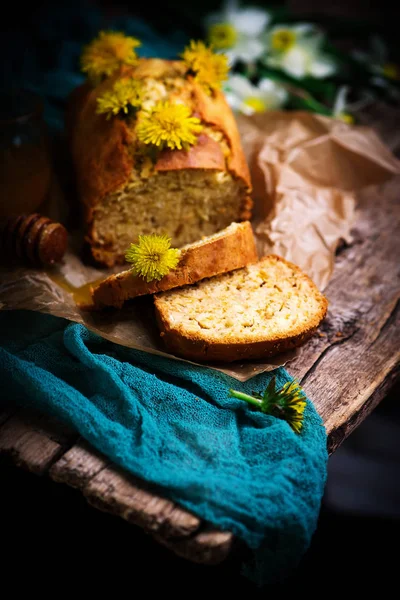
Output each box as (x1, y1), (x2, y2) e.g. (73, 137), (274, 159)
(352, 35), (399, 85)
(332, 86), (354, 123)
(205, 0), (271, 66)
(223, 74), (288, 115)
(332, 85), (376, 123)
(264, 23), (336, 79)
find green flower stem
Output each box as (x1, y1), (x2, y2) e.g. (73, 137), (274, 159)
(229, 389), (262, 409)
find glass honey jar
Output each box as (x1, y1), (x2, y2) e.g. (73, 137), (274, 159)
(0, 89), (52, 220)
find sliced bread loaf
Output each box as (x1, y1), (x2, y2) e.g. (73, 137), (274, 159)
(69, 59), (252, 267)
(92, 221), (257, 308)
(154, 255), (328, 362)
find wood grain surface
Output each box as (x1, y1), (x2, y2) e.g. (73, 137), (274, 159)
(1, 108), (399, 565)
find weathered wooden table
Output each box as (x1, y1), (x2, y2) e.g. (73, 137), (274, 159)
(1, 105), (399, 565)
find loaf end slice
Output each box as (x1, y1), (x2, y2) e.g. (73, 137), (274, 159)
(154, 255), (328, 363)
(92, 221), (257, 308)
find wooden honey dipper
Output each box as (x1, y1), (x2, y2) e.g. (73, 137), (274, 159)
(1, 213), (68, 266)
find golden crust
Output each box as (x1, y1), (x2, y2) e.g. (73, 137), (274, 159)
(191, 80), (252, 220)
(68, 75), (134, 224)
(67, 59), (253, 265)
(155, 133), (225, 172)
(154, 255), (328, 363)
(92, 221), (258, 308)
(65, 81), (92, 145)
(154, 323), (321, 363)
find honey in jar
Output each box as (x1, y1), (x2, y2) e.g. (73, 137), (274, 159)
(0, 89), (52, 219)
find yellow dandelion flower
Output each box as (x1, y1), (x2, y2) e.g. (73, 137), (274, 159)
(96, 78), (143, 119)
(125, 234), (181, 282)
(181, 40), (229, 93)
(229, 377), (307, 434)
(81, 31), (141, 83)
(277, 380), (307, 434)
(136, 101), (203, 151)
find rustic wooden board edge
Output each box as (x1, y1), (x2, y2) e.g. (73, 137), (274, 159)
(47, 439), (235, 563)
(47, 444), (233, 563)
(153, 527), (235, 566)
(0, 408), (78, 475)
(327, 362), (400, 454)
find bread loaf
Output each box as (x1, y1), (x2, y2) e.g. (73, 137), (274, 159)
(92, 221), (257, 308)
(68, 59), (252, 267)
(154, 255), (328, 362)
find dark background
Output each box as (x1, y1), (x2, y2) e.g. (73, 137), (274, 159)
(1, 0), (400, 590)
(3, 0), (400, 54)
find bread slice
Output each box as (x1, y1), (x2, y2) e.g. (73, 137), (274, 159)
(92, 221), (258, 308)
(154, 255), (328, 362)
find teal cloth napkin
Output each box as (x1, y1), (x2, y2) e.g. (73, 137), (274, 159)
(0, 310), (328, 585)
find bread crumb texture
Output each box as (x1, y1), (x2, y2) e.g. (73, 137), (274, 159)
(92, 170), (245, 259)
(154, 255), (328, 361)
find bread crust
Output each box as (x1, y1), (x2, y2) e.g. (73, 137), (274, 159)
(92, 221), (258, 308)
(67, 59), (253, 266)
(154, 255), (328, 363)
(155, 133), (225, 172)
(155, 318), (322, 363)
(191, 81), (252, 220)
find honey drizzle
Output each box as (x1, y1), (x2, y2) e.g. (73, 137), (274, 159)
(47, 271), (104, 307)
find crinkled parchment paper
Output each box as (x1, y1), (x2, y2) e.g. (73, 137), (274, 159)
(1, 111), (399, 381)
(237, 111), (400, 289)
